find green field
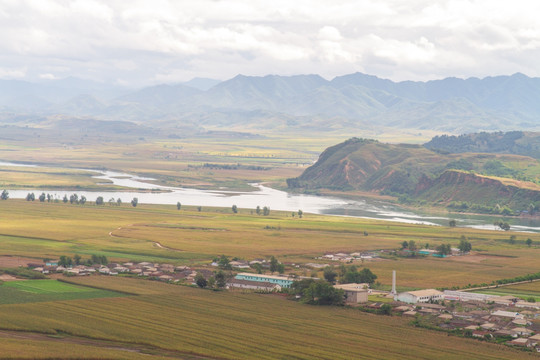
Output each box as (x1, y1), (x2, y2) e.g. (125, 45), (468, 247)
(0, 280), (127, 305)
(471, 281), (540, 302)
(0, 276), (529, 360)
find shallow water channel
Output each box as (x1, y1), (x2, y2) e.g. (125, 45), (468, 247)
(2, 161), (540, 233)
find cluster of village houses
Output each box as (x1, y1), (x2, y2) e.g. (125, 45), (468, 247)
(30, 261), (210, 283)
(390, 289), (540, 350)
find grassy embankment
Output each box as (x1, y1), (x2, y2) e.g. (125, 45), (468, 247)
(1, 199), (539, 289)
(0, 276), (529, 360)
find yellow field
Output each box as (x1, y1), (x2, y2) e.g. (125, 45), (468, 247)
(0, 276), (529, 360)
(0, 199), (539, 289)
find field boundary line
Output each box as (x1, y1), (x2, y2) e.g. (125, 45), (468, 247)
(57, 278), (139, 296)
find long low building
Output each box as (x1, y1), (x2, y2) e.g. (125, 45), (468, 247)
(395, 289), (444, 304)
(226, 279), (282, 292)
(443, 290), (496, 302)
(235, 273), (294, 288)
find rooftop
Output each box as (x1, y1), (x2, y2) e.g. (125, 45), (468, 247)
(405, 289), (443, 297)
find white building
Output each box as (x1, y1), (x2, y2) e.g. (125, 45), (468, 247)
(395, 289), (444, 304)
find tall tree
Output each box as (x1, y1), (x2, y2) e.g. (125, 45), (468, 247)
(96, 196), (104, 205)
(195, 273), (207, 288)
(215, 270), (227, 288)
(232, 204), (238, 213)
(269, 256), (278, 273)
(131, 197), (138, 207)
(39, 193), (46, 202)
(0, 190), (8, 200)
(177, 202), (181, 210)
(323, 267), (337, 284)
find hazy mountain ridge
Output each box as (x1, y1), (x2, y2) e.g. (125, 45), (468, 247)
(1, 72), (539, 133)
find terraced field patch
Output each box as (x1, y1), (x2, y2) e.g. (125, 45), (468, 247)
(0, 279), (127, 304)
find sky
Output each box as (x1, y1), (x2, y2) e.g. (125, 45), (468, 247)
(0, 0), (539, 86)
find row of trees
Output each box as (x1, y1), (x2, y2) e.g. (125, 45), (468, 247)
(57, 254), (108, 267)
(323, 265), (377, 285)
(2, 190), (143, 208)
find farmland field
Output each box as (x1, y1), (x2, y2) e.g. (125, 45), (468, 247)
(0, 279), (127, 305)
(471, 281), (540, 302)
(0, 276), (530, 360)
(1, 199), (540, 289)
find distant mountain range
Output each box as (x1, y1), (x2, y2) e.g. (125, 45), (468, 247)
(1, 72), (540, 133)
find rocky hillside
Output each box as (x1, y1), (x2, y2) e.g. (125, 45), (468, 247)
(288, 137), (540, 213)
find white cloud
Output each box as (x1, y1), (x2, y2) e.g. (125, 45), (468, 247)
(39, 73), (57, 80)
(0, 67), (26, 79)
(0, 0), (538, 85)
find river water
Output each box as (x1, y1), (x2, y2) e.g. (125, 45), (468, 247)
(2, 161), (540, 233)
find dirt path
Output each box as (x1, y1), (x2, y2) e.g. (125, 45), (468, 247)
(0, 329), (222, 359)
(154, 242), (183, 252)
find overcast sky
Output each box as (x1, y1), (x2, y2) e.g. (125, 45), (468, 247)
(1, 0), (539, 86)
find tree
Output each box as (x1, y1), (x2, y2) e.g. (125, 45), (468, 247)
(73, 254), (81, 265)
(342, 266), (377, 285)
(116, 198), (121, 206)
(96, 196), (104, 205)
(26, 192), (35, 201)
(401, 241), (408, 250)
(58, 255), (68, 267)
(195, 273), (207, 288)
(62, 195), (68, 203)
(80, 196), (86, 205)
(458, 238), (472, 253)
(323, 267), (337, 284)
(70, 194), (79, 204)
(269, 256), (278, 273)
(378, 303), (392, 315)
(251, 262), (262, 274)
(526, 238), (533, 247)
(207, 277), (216, 288)
(46, 193), (51, 202)
(39, 193), (46, 202)
(302, 281), (344, 306)
(109, 197), (115, 206)
(232, 204), (238, 214)
(218, 254), (232, 270)
(176, 202), (181, 210)
(408, 240), (417, 252)
(263, 206), (270, 216)
(449, 219), (456, 227)
(131, 197), (138, 207)
(298, 209), (303, 218)
(0, 190), (8, 200)
(215, 270), (227, 288)
(277, 263), (285, 274)
(437, 244), (452, 256)
(256, 206), (261, 215)
(197, 206), (202, 212)
(509, 235), (516, 244)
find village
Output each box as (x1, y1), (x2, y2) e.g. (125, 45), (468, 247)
(24, 253), (540, 353)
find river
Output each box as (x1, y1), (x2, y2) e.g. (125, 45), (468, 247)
(2, 161), (540, 233)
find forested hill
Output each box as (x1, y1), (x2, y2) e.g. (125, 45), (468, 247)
(287, 137), (540, 214)
(424, 131), (540, 159)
